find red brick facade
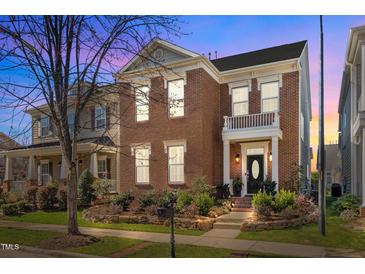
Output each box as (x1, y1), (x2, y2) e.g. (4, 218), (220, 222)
(119, 67), (300, 193)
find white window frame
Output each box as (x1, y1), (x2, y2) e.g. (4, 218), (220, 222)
(168, 145), (185, 184)
(97, 158), (107, 179)
(67, 111), (75, 136)
(261, 81), (280, 113)
(95, 105), (106, 130)
(231, 86), (249, 116)
(134, 147), (150, 185)
(40, 116), (50, 137)
(135, 86), (150, 122)
(168, 79), (184, 118)
(39, 160), (50, 186)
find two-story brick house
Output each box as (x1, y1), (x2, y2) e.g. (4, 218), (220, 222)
(1, 86), (120, 192)
(116, 39), (312, 195)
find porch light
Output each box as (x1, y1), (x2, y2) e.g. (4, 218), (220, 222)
(58, 161), (62, 167)
(235, 153), (240, 164)
(269, 153), (272, 162)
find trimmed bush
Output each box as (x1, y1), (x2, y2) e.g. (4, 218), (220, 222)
(111, 191), (134, 211)
(25, 186), (38, 209)
(273, 190), (295, 212)
(191, 176), (213, 195)
(156, 190), (178, 208)
(78, 169), (96, 206)
(1, 201), (31, 216)
(294, 194), (316, 216)
(138, 190), (157, 209)
(16, 201), (32, 212)
(176, 191), (193, 212)
(58, 190), (68, 210)
(0, 188), (8, 206)
(195, 192), (214, 216)
(93, 178), (112, 198)
(252, 190), (273, 219)
(331, 194), (361, 215)
(38, 186), (58, 210)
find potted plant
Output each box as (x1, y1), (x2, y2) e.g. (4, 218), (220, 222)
(232, 177), (243, 196)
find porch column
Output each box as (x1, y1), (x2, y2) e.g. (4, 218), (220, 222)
(223, 140), (230, 187)
(89, 152), (98, 178)
(4, 156), (12, 181)
(27, 155), (37, 181)
(361, 128), (365, 216)
(272, 136), (279, 191)
(60, 155), (68, 180)
(361, 44), (365, 111)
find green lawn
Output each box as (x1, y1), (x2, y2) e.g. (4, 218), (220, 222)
(70, 236), (143, 256)
(0, 227), (61, 246)
(3, 211), (204, 236)
(237, 215), (365, 250)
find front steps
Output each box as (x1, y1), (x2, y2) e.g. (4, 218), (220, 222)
(231, 196), (252, 212)
(213, 211), (253, 230)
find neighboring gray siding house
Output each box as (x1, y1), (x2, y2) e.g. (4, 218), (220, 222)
(324, 144), (341, 188)
(338, 25), (365, 216)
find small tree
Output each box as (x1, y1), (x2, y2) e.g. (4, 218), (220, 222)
(78, 169), (96, 207)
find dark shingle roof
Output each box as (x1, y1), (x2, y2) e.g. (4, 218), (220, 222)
(211, 41), (307, 72)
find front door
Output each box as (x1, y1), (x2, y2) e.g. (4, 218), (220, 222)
(246, 155), (264, 194)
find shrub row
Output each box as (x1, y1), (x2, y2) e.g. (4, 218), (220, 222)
(1, 201), (32, 216)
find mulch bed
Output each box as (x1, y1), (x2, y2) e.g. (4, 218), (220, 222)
(37, 234), (100, 250)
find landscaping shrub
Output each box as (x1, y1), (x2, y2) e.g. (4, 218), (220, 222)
(195, 192), (214, 216)
(25, 186), (38, 209)
(111, 191), (134, 211)
(38, 186), (58, 210)
(176, 191), (193, 212)
(191, 176), (213, 195)
(294, 194), (317, 216)
(331, 194), (361, 215)
(1, 201), (31, 216)
(279, 206), (300, 219)
(262, 179), (277, 196)
(93, 178), (112, 198)
(58, 190), (68, 210)
(156, 190), (178, 208)
(144, 204), (158, 216)
(78, 169), (96, 206)
(273, 190), (295, 212)
(138, 190), (157, 209)
(0, 188), (8, 206)
(16, 201), (32, 212)
(340, 209), (359, 221)
(215, 184), (230, 199)
(252, 190), (273, 219)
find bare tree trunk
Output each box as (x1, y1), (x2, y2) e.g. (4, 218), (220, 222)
(67, 162), (79, 234)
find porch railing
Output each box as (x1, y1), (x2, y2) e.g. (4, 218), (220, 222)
(223, 112), (280, 131)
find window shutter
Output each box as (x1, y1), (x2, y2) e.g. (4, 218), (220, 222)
(106, 158), (111, 179)
(106, 105), (110, 130)
(91, 107), (95, 130)
(37, 164), (41, 185)
(49, 162), (53, 182)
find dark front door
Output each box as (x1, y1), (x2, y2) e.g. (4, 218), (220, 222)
(246, 155), (264, 194)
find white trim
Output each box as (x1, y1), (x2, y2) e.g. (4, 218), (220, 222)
(257, 74), (283, 90)
(95, 105), (107, 131)
(228, 79), (252, 93)
(222, 127), (282, 142)
(260, 81), (280, 113)
(130, 143), (151, 156)
(163, 73), (187, 89)
(163, 139), (187, 153)
(240, 141), (269, 196)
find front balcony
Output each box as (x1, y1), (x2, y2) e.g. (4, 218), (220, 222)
(222, 112), (282, 141)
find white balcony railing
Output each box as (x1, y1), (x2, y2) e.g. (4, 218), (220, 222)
(223, 112), (280, 131)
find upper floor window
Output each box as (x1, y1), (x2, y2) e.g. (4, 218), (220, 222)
(135, 86), (149, 122)
(261, 81), (279, 113)
(67, 112), (75, 136)
(95, 106), (106, 130)
(168, 79), (184, 117)
(40, 116), (50, 137)
(135, 147), (150, 184)
(168, 145), (184, 184)
(232, 86), (249, 116)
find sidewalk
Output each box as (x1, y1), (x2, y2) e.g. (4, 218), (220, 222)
(0, 219), (342, 258)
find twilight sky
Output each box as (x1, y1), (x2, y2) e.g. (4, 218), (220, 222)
(0, 15), (364, 170)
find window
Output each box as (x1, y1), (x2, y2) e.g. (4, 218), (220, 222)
(97, 159), (107, 178)
(232, 86), (249, 116)
(168, 145), (184, 183)
(135, 86), (149, 122)
(95, 106), (106, 130)
(40, 162), (49, 185)
(135, 148), (150, 184)
(68, 112), (75, 136)
(261, 81), (279, 113)
(168, 79), (184, 117)
(40, 116), (50, 137)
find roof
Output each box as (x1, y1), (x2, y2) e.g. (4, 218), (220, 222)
(0, 132), (20, 151)
(211, 41), (307, 72)
(10, 136), (115, 151)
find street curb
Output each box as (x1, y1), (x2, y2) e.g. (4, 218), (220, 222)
(20, 246), (102, 258)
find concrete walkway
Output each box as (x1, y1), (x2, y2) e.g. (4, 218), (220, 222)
(0, 219), (329, 257)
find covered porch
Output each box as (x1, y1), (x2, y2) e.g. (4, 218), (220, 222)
(222, 112), (282, 196)
(2, 140), (118, 193)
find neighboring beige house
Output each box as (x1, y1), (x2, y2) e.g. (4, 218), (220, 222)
(324, 143), (342, 188)
(1, 87), (120, 192)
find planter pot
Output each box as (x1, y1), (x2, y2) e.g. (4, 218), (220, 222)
(233, 187), (242, 197)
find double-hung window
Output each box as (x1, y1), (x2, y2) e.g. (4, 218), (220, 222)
(40, 116), (50, 137)
(40, 162), (49, 185)
(95, 106), (106, 130)
(97, 159), (107, 178)
(261, 81), (279, 113)
(168, 79), (184, 117)
(67, 112), (75, 136)
(232, 86), (249, 116)
(168, 145), (184, 183)
(135, 147), (150, 184)
(135, 86), (149, 122)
